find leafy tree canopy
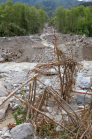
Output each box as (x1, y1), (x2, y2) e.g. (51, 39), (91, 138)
(52, 4), (92, 36)
(0, 0), (47, 36)
(0, 0), (83, 16)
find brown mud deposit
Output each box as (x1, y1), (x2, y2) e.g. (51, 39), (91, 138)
(0, 33), (92, 63)
(0, 27), (92, 130)
(44, 33), (92, 61)
(0, 36), (54, 63)
(0, 110), (15, 129)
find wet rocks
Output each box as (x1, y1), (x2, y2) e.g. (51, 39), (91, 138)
(10, 123), (34, 139)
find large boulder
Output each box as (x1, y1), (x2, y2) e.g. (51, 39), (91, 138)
(10, 123), (34, 139)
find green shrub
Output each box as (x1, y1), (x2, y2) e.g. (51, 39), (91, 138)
(12, 104), (27, 125)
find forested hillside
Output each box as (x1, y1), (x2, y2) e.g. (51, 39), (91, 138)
(51, 5), (92, 36)
(79, 1), (92, 7)
(0, 0), (47, 36)
(0, 0), (82, 16)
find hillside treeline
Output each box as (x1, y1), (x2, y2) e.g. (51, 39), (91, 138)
(52, 5), (92, 36)
(0, 0), (82, 17)
(0, 0), (47, 36)
(79, 2), (92, 7)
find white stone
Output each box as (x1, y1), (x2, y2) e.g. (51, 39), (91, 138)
(39, 84), (44, 89)
(54, 114), (62, 123)
(44, 79), (51, 86)
(78, 105), (88, 109)
(56, 126), (64, 132)
(66, 42), (71, 45)
(47, 107), (52, 113)
(0, 57), (5, 62)
(62, 110), (67, 114)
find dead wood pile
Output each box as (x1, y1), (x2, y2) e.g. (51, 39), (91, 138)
(0, 35), (92, 139)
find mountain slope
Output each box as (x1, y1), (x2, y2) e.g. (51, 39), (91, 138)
(79, 1), (92, 6)
(0, 0), (83, 16)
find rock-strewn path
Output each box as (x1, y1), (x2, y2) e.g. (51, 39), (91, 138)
(0, 25), (92, 138)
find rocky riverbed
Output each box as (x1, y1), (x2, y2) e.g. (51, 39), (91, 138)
(0, 25), (92, 139)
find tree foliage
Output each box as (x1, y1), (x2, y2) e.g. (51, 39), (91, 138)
(54, 5), (92, 36)
(0, 0), (47, 36)
(0, 0), (83, 16)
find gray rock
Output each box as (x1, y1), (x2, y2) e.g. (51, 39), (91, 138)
(77, 94), (90, 104)
(2, 127), (8, 132)
(78, 76), (91, 89)
(4, 82), (13, 90)
(4, 130), (10, 134)
(10, 123), (34, 139)
(0, 97), (9, 120)
(0, 81), (8, 97)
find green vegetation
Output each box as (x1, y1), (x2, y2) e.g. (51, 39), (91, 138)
(0, 0), (92, 37)
(0, 0), (47, 36)
(0, 0), (82, 16)
(79, 1), (92, 7)
(12, 104), (27, 125)
(52, 5), (92, 36)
